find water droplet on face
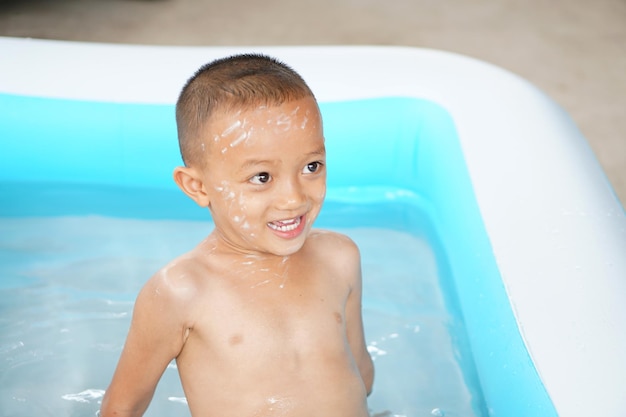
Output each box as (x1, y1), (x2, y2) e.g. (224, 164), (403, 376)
(229, 130), (249, 148)
(221, 119), (242, 137)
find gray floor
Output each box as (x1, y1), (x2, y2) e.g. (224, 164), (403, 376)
(1, 0), (625, 206)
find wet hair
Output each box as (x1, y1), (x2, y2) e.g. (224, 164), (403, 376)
(175, 53), (315, 167)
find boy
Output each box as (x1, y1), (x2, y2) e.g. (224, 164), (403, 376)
(100, 54), (374, 417)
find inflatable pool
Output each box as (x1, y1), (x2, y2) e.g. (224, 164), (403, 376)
(1, 37), (625, 417)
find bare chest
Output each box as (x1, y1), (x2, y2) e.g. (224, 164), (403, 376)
(185, 266), (351, 361)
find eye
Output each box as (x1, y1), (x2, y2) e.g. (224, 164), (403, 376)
(250, 172), (271, 184)
(303, 161), (324, 174)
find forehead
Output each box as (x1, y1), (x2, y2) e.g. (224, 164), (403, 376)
(213, 97), (320, 130)
(200, 97), (324, 164)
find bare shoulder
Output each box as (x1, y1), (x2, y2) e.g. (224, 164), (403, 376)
(306, 229), (361, 281)
(308, 229), (359, 255)
(145, 257), (200, 298)
(136, 248), (214, 322)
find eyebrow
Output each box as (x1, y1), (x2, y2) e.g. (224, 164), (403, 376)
(307, 145), (327, 158)
(239, 145), (326, 172)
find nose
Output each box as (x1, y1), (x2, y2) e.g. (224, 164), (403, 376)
(274, 176), (306, 211)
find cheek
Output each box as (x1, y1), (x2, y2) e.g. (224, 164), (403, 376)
(304, 182), (326, 228)
(229, 192), (269, 231)
(318, 183), (327, 200)
(311, 181), (327, 204)
(210, 182), (248, 223)
(230, 193), (250, 226)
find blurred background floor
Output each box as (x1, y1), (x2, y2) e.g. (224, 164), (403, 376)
(1, 0), (625, 205)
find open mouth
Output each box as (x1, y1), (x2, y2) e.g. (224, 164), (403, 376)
(267, 216), (303, 232)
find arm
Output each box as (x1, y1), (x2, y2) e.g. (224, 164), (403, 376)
(100, 270), (191, 417)
(342, 238), (375, 396)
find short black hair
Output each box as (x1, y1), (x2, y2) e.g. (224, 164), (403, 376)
(175, 53), (315, 166)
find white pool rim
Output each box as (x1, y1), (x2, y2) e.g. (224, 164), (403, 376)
(1, 37), (625, 417)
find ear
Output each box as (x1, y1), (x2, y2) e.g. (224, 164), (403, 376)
(173, 166), (210, 207)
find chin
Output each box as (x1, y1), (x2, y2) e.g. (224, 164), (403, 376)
(268, 243), (305, 257)
(261, 223), (313, 257)
(266, 236), (309, 257)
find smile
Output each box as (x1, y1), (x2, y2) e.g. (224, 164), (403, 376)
(267, 216), (303, 232)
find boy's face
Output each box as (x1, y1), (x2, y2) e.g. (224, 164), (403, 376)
(200, 97), (326, 257)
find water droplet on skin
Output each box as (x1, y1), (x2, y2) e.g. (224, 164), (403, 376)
(221, 119), (242, 137)
(230, 130), (249, 148)
(250, 279), (271, 289)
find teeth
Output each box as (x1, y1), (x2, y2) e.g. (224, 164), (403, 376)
(268, 217), (301, 232)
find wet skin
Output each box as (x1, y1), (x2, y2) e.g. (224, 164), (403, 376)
(100, 97), (374, 417)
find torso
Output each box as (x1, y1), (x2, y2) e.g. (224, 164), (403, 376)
(172, 230), (369, 417)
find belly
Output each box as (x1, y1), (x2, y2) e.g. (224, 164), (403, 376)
(181, 354), (368, 417)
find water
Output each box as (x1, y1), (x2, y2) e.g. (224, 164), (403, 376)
(0, 210), (483, 417)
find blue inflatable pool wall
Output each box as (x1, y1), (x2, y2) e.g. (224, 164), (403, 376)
(0, 92), (557, 416)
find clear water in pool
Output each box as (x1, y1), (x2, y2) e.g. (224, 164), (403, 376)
(0, 214), (482, 417)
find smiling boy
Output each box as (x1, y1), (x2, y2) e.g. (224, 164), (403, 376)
(100, 54), (374, 417)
